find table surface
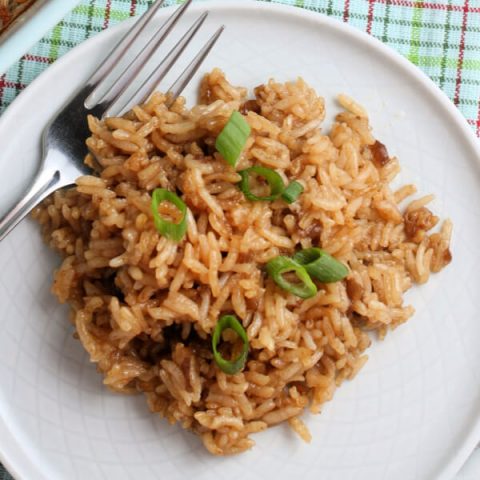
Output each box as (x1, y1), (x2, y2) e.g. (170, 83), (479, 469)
(0, 0), (479, 479)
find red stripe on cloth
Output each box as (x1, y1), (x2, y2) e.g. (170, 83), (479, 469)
(454, 0), (469, 106)
(366, 0), (375, 34)
(130, 0), (137, 17)
(476, 101), (480, 137)
(103, 0), (112, 29)
(0, 75), (5, 104)
(343, 0), (350, 22)
(467, 118), (480, 138)
(0, 77), (26, 90)
(23, 54), (54, 64)
(375, 0), (480, 13)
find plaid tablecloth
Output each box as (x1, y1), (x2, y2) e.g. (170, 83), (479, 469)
(0, 0), (479, 478)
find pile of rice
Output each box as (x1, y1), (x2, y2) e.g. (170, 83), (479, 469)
(0, 0), (36, 32)
(33, 69), (452, 455)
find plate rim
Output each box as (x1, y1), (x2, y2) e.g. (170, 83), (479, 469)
(1, 1), (479, 479)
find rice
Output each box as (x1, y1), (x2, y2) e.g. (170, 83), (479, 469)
(33, 68), (452, 455)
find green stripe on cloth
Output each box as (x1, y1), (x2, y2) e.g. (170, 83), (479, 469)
(439, 0), (453, 90)
(407, 0), (423, 64)
(48, 23), (63, 61)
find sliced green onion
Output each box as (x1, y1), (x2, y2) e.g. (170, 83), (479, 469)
(212, 315), (249, 375)
(215, 111), (251, 167)
(293, 248), (349, 283)
(266, 256), (317, 299)
(151, 188), (187, 242)
(238, 166), (285, 201)
(282, 180), (304, 204)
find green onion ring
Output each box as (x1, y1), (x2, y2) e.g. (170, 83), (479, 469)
(293, 248), (349, 283)
(238, 166), (286, 201)
(151, 188), (188, 242)
(212, 315), (249, 375)
(266, 256), (317, 299)
(215, 111), (251, 167)
(282, 180), (304, 204)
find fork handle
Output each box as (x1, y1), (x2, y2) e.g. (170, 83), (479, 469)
(0, 167), (60, 242)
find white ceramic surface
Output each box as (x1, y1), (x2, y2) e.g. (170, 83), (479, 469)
(457, 449), (480, 480)
(1, 2), (480, 479)
(0, 0), (80, 74)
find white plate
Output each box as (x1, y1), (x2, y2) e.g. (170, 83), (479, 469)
(1, 2), (480, 479)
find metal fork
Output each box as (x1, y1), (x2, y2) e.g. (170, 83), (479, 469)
(0, 0), (224, 241)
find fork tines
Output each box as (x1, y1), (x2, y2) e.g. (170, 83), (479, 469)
(84, 0), (224, 118)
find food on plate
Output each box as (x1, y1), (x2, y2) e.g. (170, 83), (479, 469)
(33, 69), (452, 455)
(0, 0), (36, 33)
